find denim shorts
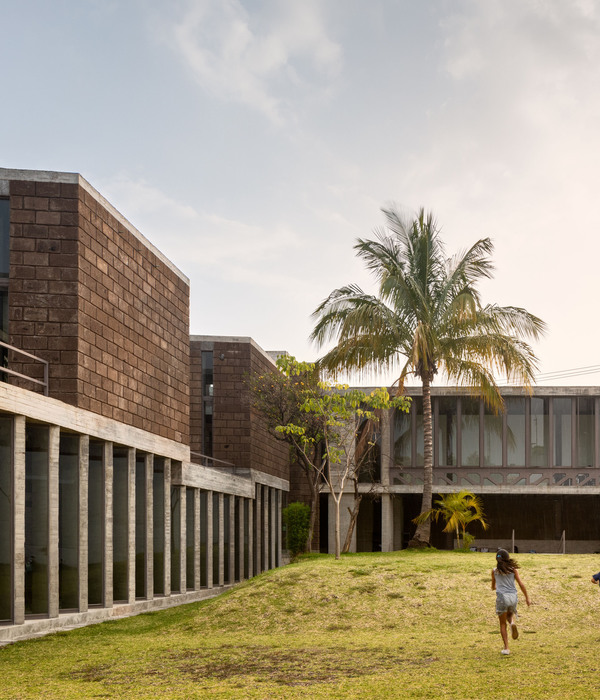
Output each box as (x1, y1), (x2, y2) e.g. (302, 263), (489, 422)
(496, 592), (518, 615)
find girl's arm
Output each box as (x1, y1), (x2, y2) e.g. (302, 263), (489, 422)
(491, 569), (496, 590)
(514, 569), (531, 606)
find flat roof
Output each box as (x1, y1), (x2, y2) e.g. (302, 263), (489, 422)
(0, 167), (189, 284)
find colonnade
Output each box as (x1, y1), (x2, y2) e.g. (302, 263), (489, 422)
(0, 406), (286, 644)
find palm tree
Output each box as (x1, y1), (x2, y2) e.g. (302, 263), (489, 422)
(310, 207), (546, 547)
(413, 490), (488, 549)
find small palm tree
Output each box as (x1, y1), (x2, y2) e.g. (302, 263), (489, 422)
(311, 207), (546, 547)
(413, 490), (488, 549)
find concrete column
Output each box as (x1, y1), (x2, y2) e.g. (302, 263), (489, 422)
(78, 435), (89, 613)
(206, 491), (213, 589)
(380, 408), (393, 553)
(237, 497), (244, 581)
(218, 493), (224, 587)
(13, 415), (25, 625)
(47, 425), (60, 619)
(263, 487), (269, 571)
(276, 491), (282, 567)
(127, 448), (136, 604)
(179, 485), (186, 593)
(145, 454), (154, 600)
(381, 494), (394, 553)
(229, 495), (235, 584)
(163, 459), (171, 597)
(103, 442), (113, 608)
(254, 485), (262, 574)
(247, 497), (253, 579)
(270, 488), (276, 569)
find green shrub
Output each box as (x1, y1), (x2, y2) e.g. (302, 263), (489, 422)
(283, 501), (311, 557)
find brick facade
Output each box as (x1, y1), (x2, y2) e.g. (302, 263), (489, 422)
(190, 337), (289, 480)
(5, 172), (190, 444)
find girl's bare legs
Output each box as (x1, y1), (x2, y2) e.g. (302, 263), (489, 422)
(507, 611), (518, 639)
(498, 612), (509, 651)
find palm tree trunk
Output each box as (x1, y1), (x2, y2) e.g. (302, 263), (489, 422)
(408, 375), (433, 547)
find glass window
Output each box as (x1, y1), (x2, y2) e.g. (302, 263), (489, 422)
(212, 492), (220, 584)
(483, 404), (503, 467)
(393, 405), (412, 466)
(0, 199), (9, 278)
(357, 416), (381, 482)
(243, 498), (250, 580)
(577, 398), (595, 467)
(153, 458), (165, 596)
(437, 398), (457, 467)
(553, 398), (572, 467)
(0, 290), (7, 344)
(414, 398), (424, 467)
(223, 494), (230, 585)
(202, 351), (214, 397)
(203, 404), (213, 457)
(530, 398), (549, 467)
(200, 490), (208, 588)
(0, 414), (12, 622)
(135, 453), (147, 599)
(25, 424), (49, 616)
(113, 446), (129, 602)
(88, 440), (104, 606)
(59, 434), (79, 611)
(506, 398), (526, 466)
(461, 398), (480, 467)
(186, 488), (195, 590)
(234, 497), (241, 582)
(171, 486), (181, 593)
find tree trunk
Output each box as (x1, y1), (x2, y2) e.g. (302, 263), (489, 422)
(342, 494), (362, 554)
(306, 473), (318, 552)
(334, 496), (341, 560)
(408, 375), (434, 547)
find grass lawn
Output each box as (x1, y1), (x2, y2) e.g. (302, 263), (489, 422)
(1, 550), (599, 699)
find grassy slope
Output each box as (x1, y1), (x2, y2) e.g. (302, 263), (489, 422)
(1, 551), (599, 699)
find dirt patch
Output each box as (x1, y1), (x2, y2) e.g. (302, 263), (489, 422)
(164, 646), (438, 686)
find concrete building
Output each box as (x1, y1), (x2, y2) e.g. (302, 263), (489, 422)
(318, 386), (600, 555)
(0, 168), (288, 643)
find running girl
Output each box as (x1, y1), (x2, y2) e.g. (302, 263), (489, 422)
(491, 548), (531, 655)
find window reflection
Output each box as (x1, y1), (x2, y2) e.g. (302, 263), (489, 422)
(577, 397), (594, 467)
(461, 398), (480, 467)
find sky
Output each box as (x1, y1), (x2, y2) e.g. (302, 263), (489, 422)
(1, 0), (600, 386)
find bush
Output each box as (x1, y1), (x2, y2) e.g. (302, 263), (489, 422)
(283, 502), (311, 557)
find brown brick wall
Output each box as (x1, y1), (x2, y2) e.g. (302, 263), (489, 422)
(189, 338), (289, 481)
(8, 178), (190, 444)
(189, 342), (203, 456)
(8, 179), (80, 398)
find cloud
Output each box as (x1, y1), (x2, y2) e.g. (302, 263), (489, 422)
(167, 0), (342, 124)
(98, 174), (305, 288)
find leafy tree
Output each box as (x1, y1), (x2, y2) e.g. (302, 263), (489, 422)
(413, 490), (488, 550)
(273, 356), (410, 559)
(247, 358), (324, 551)
(311, 207), (546, 547)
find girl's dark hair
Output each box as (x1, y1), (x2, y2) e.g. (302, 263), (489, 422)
(495, 548), (519, 574)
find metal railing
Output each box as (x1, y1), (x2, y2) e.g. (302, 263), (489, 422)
(390, 466), (600, 489)
(190, 451), (238, 472)
(0, 340), (49, 396)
